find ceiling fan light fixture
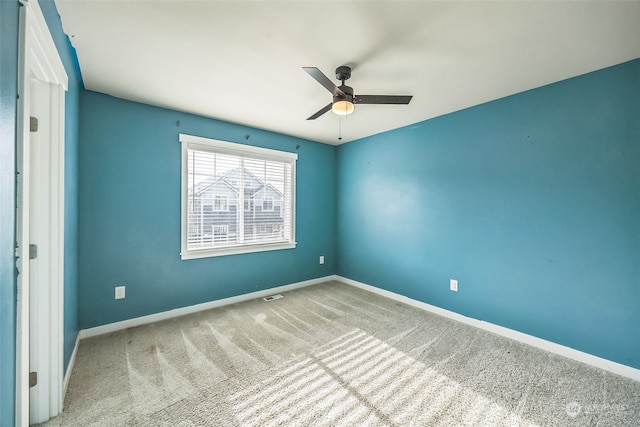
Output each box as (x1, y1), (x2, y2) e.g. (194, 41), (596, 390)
(332, 100), (354, 116)
(303, 66), (411, 121)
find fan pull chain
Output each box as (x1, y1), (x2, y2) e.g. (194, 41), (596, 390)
(338, 116), (342, 141)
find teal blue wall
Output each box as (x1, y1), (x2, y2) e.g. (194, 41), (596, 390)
(0, 2), (19, 424)
(40, 0), (82, 377)
(78, 91), (337, 328)
(1, 3), (635, 424)
(337, 59), (640, 369)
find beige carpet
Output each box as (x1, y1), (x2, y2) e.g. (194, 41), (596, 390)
(39, 281), (640, 426)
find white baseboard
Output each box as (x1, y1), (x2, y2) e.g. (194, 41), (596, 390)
(336, 275), (640, 383)
(79, 275), (338, 339)
(63, 334), (80, 397)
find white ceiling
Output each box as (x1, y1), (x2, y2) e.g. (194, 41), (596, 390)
(54, 1), (640, 145)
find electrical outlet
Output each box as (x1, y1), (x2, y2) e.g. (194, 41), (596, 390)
(450, 279), (458, 292)
(319, 255), (325, 265)
(115, 286), (126, 299)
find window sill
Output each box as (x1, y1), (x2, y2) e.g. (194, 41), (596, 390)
(180, 241), (297, 260)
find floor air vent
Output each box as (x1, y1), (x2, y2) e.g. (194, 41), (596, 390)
(263, 294), (283, 302)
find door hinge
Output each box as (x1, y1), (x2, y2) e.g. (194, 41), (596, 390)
(29, 371), (37, 388)
(29, 244), (38, 260)
(30, 116), (38, 132)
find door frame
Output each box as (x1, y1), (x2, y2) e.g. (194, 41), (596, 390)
(16, 0), (68, 425)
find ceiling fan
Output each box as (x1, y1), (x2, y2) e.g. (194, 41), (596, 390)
(303, 65), (413, 120)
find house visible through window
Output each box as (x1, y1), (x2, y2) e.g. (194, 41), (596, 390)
(180, 134), (297, 259)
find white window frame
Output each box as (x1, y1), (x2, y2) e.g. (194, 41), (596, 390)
(180, 134), (297, 259)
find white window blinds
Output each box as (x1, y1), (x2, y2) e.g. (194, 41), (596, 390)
(180, 134), (297, 259)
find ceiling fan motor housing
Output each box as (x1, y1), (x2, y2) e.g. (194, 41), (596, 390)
(334, 85), (354, 104)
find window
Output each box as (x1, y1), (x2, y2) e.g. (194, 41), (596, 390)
(262, 197), (274, 211)
(180, 134), (297, 259)
(213, 195), (228, 211)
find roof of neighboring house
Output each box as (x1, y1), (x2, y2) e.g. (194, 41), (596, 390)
(193, 167), (282, 198)
(254, 183), (283, 198)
